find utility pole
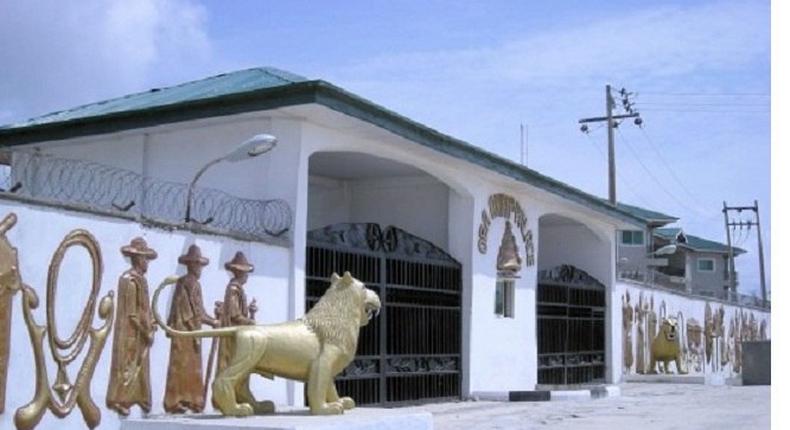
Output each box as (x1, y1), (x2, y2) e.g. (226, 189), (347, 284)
(754, 200), (768, 307)
(579, 85), (641, 205)
(722, 201), (768, 307)
(722, 201), (736, 299)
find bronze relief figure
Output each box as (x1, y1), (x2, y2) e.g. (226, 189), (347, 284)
(496, 220), (522, 274)
(163, 245), (218, 414)
(106, 238), (158, 416)
(209, 252), (260, 411)
(216, 252), (257, 376)
(0, 213), (22, 414)
(622, 292), (634, 373)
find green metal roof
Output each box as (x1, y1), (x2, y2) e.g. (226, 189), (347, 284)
(0, 67), (652, 227)
(615, 202), (678, 225)
(2, 67), (308, 129)
(655, 228), (746, 255)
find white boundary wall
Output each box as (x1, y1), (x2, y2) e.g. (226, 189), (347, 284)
(0, 199), (293, 430)
(616, 280), (770, 381)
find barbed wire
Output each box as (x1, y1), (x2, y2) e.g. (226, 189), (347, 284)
(1, 152), (292, 241)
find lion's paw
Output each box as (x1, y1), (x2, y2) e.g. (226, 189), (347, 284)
(228, 403), (254, 417)
(313, 402), (344, 415)
(339, 397), (355, 410)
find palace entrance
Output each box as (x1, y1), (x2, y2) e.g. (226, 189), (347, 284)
(537, 264), (607, 386)
(306, 222), (462, 405)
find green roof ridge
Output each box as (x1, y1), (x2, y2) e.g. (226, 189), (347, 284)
(2, 67), (308, 129)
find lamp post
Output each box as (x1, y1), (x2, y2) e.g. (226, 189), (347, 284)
(184, 134), (277, 224)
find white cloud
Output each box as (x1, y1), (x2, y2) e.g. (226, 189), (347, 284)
(0, 0), (212, 123)
(323, 1), (770, 295)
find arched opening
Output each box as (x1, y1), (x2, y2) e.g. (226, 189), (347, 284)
(306, 151), (466, 405)
(536, 213), (612, 386)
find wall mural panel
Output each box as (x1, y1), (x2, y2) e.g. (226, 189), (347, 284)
(621, 284), (770, 378)
(15, 229), (114, 430)
(477, 194), (535, 267)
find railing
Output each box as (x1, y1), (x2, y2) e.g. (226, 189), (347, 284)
(617, 263), (770, 310)
(0, 152), (292, 243)
(617, 265), (686, 292)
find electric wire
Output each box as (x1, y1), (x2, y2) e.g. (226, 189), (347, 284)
(636, 127), (703, 203)
(582, 129), (655, 208)
(636, 92), (770, 97)
(615, 128), (709, 217)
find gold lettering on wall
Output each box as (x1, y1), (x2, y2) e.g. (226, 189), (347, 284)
(14, 229), (114, 430)
(477, 194), (535, 266)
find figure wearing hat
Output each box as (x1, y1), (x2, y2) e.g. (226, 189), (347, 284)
(209, 252), (261, 410)
(163, 244), (218, 414)
(106, 237), (158, 416)
(215, 252), (258, 375)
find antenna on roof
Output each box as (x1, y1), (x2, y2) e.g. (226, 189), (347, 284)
(520, 123), (528, 166)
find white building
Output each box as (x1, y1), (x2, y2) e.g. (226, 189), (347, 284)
(0, 68), (770, 429)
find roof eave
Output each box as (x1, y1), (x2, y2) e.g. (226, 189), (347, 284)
(0, 79), (647, 227)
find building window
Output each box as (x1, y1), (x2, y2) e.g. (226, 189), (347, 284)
(620, 230), (644, 246)
(495, 279), (515, 318)
(697, 258), (715, 272)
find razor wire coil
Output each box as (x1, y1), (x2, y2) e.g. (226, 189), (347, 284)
(0, 152), (291, 242)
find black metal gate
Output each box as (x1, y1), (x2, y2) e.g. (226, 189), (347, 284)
(537, 265), (606, 386)
(306, 223), (462, 406)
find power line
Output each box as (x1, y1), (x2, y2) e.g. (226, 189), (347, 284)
(637, 102), (769, 107)
(636, 127), (704, 203)
(637, 92), (770, 97)
(615, 128), (708, 217)
(638, 109), (769, 114)
(583, 131), (654, 208)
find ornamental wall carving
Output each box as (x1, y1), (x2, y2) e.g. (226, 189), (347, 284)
(621, 287), (769, 377)
(478, 193), (534, 267)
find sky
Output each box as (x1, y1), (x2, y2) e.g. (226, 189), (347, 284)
(0, 0), (772, 297)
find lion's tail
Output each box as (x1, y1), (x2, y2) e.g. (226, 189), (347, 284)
(152, 275), (238, 338)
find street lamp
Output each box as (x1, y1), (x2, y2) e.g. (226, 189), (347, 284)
(649, 244), (677, 257)
(184, 134), (277, 224)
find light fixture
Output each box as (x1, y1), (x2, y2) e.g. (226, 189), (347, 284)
(184, 134), (278, 224)
(649, 244), (677, 257)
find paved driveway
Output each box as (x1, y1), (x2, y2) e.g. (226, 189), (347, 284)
(402, 383), (770, 430)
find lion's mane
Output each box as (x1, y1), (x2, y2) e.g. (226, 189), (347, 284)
(652, 319), (681, 360)
(303, 279), (364, 355)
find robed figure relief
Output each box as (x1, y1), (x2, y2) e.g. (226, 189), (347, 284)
(209, 251), (259, 410)
(216, 252), (258, 375)
(622, 292), (634, 373)
(163, 245), (218, 414)
(106, 238), (158, 416)
(635, 293), (646, 374)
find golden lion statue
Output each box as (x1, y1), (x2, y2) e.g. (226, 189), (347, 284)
(153, 271), (381, 417)
(649, 317), (687, 374)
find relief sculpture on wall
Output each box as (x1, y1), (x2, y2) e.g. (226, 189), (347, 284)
(496, 221), (522, 274)
(686, 318), (704, 373)
(0, 213), (22, 414)
(15, 229), (114, 430)
(163, 245), (218, 414)
(106, 238), (158, 417)
(622, 292), (634, 373)
(211, 252), (258, 410)
(635, 293), (657, 374)
(478, 194), (535, 266)
(649, 317), (687, 374)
